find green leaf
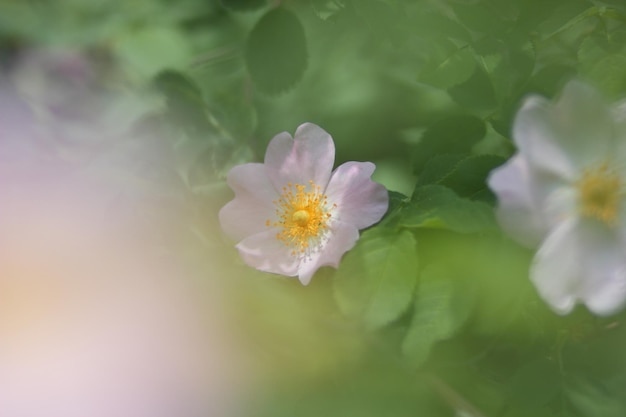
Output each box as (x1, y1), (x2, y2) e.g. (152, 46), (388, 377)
(400, 185), (497, 233)
(311, 0), (347, 21)
(333, 229), (419, 330)
(416, 154), (466, 187)
(220, 0), (267, 11)
(579, 35), (626, 96)
(486, 43), (535, 104)
(245, 7), (308, 95)
(447, 64), (498, 112)
(439, 154), (506, 200)
(115, 26), (192, 80)
(402, 263), (473, 367)
(411, 115), (486, 173)
(379, 190), (409, 225)
(416, 154), (504, 202)
(418, 44), (477, 90)
(451, 1), (516, 35)
(565, 377), (624, 417)
(153, 70), (213, 134)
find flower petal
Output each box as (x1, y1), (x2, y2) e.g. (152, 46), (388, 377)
(554, 81), (614, 162)
(580, 224), (626, 315)
(236, 229), (299, 277)
(218, 163), (276, 242)
(264, 123), (335, 190)
(489, 154), (578, 247)
(530, 218), (581, 315)
(513, 81), (613, 179)
(325, 161), (389, 230)
(488, 155), (548, 247)
(297, 221), (359, 285)
(513, 95), (576, 180)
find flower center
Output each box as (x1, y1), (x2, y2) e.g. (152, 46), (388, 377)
(577, 162), (622, 226)
(268, 181), (335, 256)
(292, 209), (310, 226)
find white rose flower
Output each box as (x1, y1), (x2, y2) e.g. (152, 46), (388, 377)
(489, 81), (626, 316)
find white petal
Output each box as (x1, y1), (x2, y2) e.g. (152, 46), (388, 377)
(236, 229), (299, 277)
(488, 155), (548, 247)
(513, 81), (613, 179)
(540, 182), (578, 230)
(554, 81), (614, 163)
(297, 221), (360, 285)
(218, 163), (277, 242)
(489, 154), (578, 247)
(264, 123), (335, 191)
(530, 218), (581, 314)
(325, 162), (389, 230)
(581, 223), (626, 315)
(513, 95), (577, 179)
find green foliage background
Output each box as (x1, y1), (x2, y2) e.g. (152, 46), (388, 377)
(3, 0), (626, 415)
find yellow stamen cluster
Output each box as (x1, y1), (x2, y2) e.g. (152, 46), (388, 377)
(268, 181), (335, 256)
(577, 162), (623, 226)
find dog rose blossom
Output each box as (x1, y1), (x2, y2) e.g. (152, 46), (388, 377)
(488, 81), (626, 316)
(219, 123), (389, 284)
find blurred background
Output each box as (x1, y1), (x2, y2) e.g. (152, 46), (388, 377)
(3, 0), (626, 416)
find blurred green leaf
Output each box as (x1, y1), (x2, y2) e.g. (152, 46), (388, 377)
(579, 32), (626, 96)
(452, 1), (518, 35)
(416, 154), (467, 188)
(380, 190), (409, 223)
(402, 263), (474, 367)
(418, 43), (477, 90)
(153, 70), (213, 134)
(220, 0), (267, 12)
(507, 358), (561, 410)
(448, 64), (498, 112)
(400, 185), (497, 233)
(417, 154), (505, 201)
(488, 44), (535, 103)
(311, 1), (346, 21)
(565, 377), (625, 417)
(333, 229), (419, 330)
(439, 154), (505, 201)
(411, 115), (486, 173)
(115, 26), (192, 79)
(245, 7), (308, 95)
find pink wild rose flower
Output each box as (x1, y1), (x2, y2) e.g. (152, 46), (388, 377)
(219, 123), (389, 284)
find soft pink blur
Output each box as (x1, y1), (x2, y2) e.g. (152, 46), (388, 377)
(0, 67), (243, 417)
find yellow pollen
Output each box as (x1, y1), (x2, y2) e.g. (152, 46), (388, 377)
(266, 180), (334, 256)
(577, 162), (622, 226)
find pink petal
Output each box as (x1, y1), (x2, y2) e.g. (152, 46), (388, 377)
(530, 218), (581, 315)
(236, 229), (299, 277)
(325, 161), (389, 230)
(297, 221), (360, 285)
(218, 163), (277, 242)
(264, 123), (335, 191)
